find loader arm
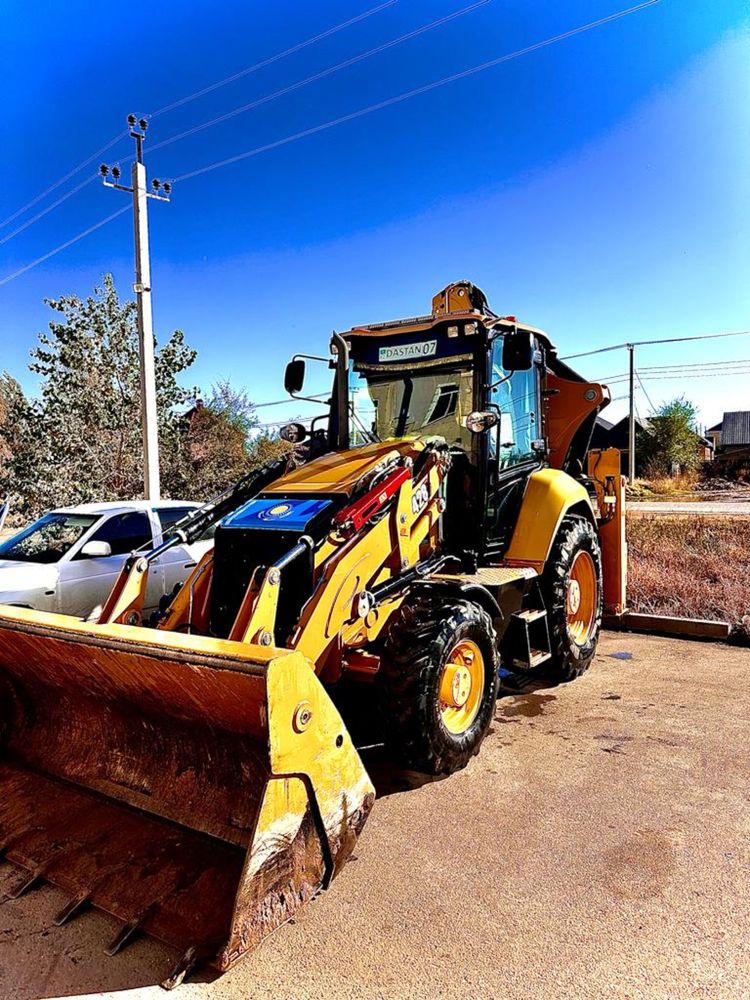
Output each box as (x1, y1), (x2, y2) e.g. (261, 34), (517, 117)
(98, 454), (292, 626)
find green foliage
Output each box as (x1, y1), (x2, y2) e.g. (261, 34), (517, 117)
(0, 372), (37, 512)
(0, 275), (288, 518)
(166, 382), (288, 499)
(639, 396), (702, 475)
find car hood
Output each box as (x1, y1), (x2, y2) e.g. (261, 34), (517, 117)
(0, 560), (57, 597)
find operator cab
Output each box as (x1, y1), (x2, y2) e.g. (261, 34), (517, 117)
(340, 282), (550, 556)
(284, 281), (608, 560)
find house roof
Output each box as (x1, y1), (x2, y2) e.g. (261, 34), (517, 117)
(720, 411), (750, 446)
(595, 415), (614, 431)
(610, 415), (652, 433)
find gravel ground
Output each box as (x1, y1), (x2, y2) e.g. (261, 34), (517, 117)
(0, 631), (748, 1000)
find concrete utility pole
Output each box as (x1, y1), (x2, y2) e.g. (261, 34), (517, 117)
(627, 343), (636, 481)
(100, 116), (172, 501)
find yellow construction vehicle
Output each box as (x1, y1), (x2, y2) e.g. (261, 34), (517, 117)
(0, 281), (625, 986)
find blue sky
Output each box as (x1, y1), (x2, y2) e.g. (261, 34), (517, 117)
(1, 0), (748, 429)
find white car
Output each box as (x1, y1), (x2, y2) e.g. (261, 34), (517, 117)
(0, 500), (212, 619)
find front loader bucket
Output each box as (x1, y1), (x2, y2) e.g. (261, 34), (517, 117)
(0, 606), (374, 982)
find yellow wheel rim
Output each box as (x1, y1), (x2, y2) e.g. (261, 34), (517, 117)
(567, 550), (597, 645)
(439, 639), (485, 735)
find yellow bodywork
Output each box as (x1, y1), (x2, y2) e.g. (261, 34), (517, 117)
(0, 604), (374, 976)
(264, 439), (422, 495)
(503, 468), (594, 573)
(0, 280), (627, 985)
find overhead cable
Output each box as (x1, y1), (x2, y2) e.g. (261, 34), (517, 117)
(150, 1), (490, 155)
(175, 0), (660, 183)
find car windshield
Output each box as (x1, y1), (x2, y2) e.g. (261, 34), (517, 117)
(0, 512), (98, 564)
(348, 360), (474, 450)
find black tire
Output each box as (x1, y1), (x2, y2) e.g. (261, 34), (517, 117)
(378, 594), (499, 775)
(541, 514), (603, 682)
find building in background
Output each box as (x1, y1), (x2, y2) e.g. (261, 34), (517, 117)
(707, 412), (750, 475)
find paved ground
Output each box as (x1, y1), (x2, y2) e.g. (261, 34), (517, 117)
(1, 631), (748, 1000)
(628, 500), (750, 515)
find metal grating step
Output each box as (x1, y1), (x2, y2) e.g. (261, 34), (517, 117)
(515, 608), (547, 623)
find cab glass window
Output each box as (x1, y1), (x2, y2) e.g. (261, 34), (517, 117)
(83, 511), (153, 556)
(489, 339), (539, 469)
(0, 513), (97, 564)
(156, 507), (215, 542)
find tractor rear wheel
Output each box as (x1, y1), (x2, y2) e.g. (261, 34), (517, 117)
(379, 595), (498, 775)
(541, 514), (603, 682)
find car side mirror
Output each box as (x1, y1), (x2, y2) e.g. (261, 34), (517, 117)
(502, 330), (534, 371)
(284, 359), (306, 395)
(79, 540), (112, 558)
(465, 411), (499, 434)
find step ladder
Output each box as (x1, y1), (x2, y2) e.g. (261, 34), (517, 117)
(503, 607), (551, 672)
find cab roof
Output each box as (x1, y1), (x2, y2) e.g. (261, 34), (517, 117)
(341, 280), (557, 355)
(52, 500), (200, 516)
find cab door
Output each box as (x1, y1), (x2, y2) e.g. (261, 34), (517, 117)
(57, 511), (160, 617)
(482, 336), (544, 557)
(153, 506), (214, 599)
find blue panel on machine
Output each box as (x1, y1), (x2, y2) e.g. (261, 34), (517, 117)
(220, 497), (333, 532)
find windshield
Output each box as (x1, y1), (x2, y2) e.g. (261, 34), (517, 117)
(0, 512), (98, 564)
(349, 361), (474, 449)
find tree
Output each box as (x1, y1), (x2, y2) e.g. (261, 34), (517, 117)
(2, 276), (288, 517)
(639, 396), (702, 475)
(167, 380), (289, 499)
(0, 372), (45, 515)
(19, 274), (197, 512)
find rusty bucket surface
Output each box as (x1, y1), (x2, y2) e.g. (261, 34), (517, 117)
(0, 606), (374, 982)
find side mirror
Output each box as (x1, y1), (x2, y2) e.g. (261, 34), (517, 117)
(284, 358), (306, 395)
(79, 540), (112, 558)
(502, 330), (534, 372)
(279, 422), (308, 444)
(465, 411), (499, 434)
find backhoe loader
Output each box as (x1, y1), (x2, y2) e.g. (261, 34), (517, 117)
(0, 281), (625, 986)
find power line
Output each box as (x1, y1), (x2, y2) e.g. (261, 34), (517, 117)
(634, 368), (657, 413)
(0, 131), (127, 230)
(0, 2), (466, 251)
(602, 363), (750, 383)
(604, 367), (750, 385)
(149, 0), (398, 119)
(0, 207), (129, 288)
(174, 0), (659, 183)
(563, 327), (750, 360)
(150, 1), (489, 156)
(639, 368), (750, 380)
(0, 0), (658, 286)
(254, 393), (329, 407)
(598, 357), (750, 381)
(0, 2), (396, 234)
(638, 357), (750, 372)
(0, 175), (98, 248)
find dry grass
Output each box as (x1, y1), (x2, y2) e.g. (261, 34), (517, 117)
(627, 515), (750, 642)
(646, 470), (699, 495)
(627, 472), (700, 500)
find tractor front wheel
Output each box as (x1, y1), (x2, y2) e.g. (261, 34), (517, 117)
(379, 595), (498, 775)
(541, 514), (603, 682)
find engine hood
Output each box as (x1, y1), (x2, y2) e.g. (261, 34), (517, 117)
(264, 439), (425, 497)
